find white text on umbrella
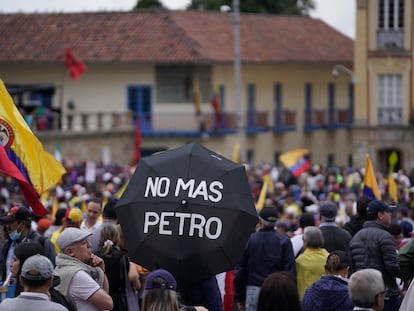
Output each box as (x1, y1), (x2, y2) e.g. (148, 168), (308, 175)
(144, 177), (223, 202)
(143, 211), (223, 239)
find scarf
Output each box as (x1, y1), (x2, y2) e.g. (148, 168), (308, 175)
(54, 253), (105, 295)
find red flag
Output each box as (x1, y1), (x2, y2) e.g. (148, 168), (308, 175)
(211, 91), (221, 121)
(0, 145), (48, 216)
(64, 48), (86, 80)
(133, 120), (142, 164)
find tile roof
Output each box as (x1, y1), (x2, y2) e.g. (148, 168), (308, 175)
(0, 10), (353, 64)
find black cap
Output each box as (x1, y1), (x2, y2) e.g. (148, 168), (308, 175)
(319, 202), (338, 221)
(0, 206), (32, 224)
(259, 206), (278, 223)
(366, 200), (392, 218)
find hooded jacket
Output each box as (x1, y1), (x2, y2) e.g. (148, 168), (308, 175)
(302, 275), (352, 311)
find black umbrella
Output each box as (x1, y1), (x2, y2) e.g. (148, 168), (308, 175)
(115, 142), (257, 287)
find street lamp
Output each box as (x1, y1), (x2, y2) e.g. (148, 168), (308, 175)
(332, 64), (357, 84)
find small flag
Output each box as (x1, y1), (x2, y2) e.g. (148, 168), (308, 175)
(262, 173), (274, 194)
(363, 154), (381, 200)
(65, 48), (86, 80)
(193, 77), (202, 116)
(54, 139), (62, 163)
(256, 180), (268, 211)
(232, 141), (240, 163)
(279, 149), (310, 177)
(388, 172), (398, 202)
(134, 119), (142, 164)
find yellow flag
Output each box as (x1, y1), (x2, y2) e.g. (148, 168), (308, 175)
(232, 141), (240, 163)
(363, 154), (381, 200)
(263, 173), (274, 194)
(388, 172), (398, 202)
(256, 181), (267, 211)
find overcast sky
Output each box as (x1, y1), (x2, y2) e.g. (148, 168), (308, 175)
(0, 0), (355, 39)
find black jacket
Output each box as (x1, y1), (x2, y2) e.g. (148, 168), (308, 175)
(234, 227), (296, 302)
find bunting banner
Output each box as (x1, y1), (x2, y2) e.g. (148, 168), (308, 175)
(362, 154), (381, 200)
(65, 48), (86, 80)
(279, 149), (310, 177)
(0, 80), (66, 204)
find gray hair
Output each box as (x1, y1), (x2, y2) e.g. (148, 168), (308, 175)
(303, 226), (324, 248)
(349, 269), (384, 308)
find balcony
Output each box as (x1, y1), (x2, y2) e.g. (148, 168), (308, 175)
(305, 108), (352, 131)
(273, 109), (297, 133)
(246, 111), (269, 134)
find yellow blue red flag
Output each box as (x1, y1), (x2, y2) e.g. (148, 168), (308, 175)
(0, 80), (66, 200)
(279, 149), (310, 177)
(363, 154), (381, 200)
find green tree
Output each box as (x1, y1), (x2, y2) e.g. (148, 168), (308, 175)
(134, 0), (164, 9)
(187, 0), (315, 15)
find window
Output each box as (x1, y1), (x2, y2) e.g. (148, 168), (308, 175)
(378, 0), (404, 29)
(156, 65), (211, 103)
(378, 74), (402, 125)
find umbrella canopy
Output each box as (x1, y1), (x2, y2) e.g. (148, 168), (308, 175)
(116, 142), (257, 287)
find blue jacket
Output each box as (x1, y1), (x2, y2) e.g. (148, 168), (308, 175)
(234, 227), (296, 302)
(302, 275), (353, 311)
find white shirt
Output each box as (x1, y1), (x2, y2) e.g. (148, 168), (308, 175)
(80, 220), (102, 233)
(69, 270), (101, 311)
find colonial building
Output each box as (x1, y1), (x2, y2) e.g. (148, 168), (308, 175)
(353, 0), (414, 173)
(0, 9), (354, 167)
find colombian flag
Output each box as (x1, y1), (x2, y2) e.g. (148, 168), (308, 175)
(363, 154), (381, 200)
(0, 80), (66, 215)
(279, 149), (310, 177)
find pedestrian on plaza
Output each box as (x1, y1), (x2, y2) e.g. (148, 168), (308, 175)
(257, 271), (301, 311)
(0, 255), (68, 311)
(349, 200), (403, 311)
(234, 206), (296, 311)
(80, 198), (102, 232)
(290, 213), (315, 258)
(318, 202), (352, 252)
(348, 268), (385, 311)
(296, 226), (329, 300)
(50, 207), (83, 254)
(54, 227), (113, 311)
(343, 195), (372, 237)
(302, 250), (352, 311)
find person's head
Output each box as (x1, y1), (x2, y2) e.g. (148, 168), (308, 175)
(36, 218), (52, 236)
(324, 250), (350, 278)
(366, 200), (392, 225)
(20, 254), (54, 292)
(400, 220), (413, 238)
(257, 271), (301, 311)
(259, 206), (278, 228)
(142, 269), (180, 311)
(57, 227), (92, 263)
(0, 206), (32, 242)
(303, 226), (324, 249)
(102, 198), (118, 221)
(356, 196), (372, 218)
(319, 202), (338, 223)
(348, 269), (385, 311)
(11, 241), (45, 291)
(299, 213), (315, 229)
(99, 224), (119, 258)
(388, 223), (403, 247)
(63, 207), (83, 228)
(54, 207), (68, 226)
(86, 198), (102, 225)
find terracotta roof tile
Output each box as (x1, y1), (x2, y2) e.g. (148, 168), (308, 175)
(0, 10), (353, 64)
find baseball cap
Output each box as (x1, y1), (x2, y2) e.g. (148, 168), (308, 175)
(319, 202), (338, 221)
(37, 218), (52, 230)
(145, 269), (177, 290)
(56, 227), (92, 251)
(259, 206), (279, 223)
(0, 206), (32, 224)
(64, 208), (83, 224)
(366, 200), (392, 217)
(21, 254), (54, 281)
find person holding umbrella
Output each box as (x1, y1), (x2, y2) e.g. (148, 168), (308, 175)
(234, 206), (296, 311)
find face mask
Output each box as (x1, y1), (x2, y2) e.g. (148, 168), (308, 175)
(9, 229), (21, 241)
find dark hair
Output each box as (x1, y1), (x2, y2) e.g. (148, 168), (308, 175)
(102, 198), (118, 220)
(299, 213), (315, 229)
(14, 242), (45, 296)
(54, 208), (68, 226)
(356, 196), (372, 218)
(21, 276), (49, 288)
(388, 223), (402, 236)
(257, 271), (301, 311)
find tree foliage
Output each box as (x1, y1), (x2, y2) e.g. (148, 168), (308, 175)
(186, 0), (315, 15)
(134, 0), (164, 10)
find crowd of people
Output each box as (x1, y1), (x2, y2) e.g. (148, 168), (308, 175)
(1, 159), (414, 310)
